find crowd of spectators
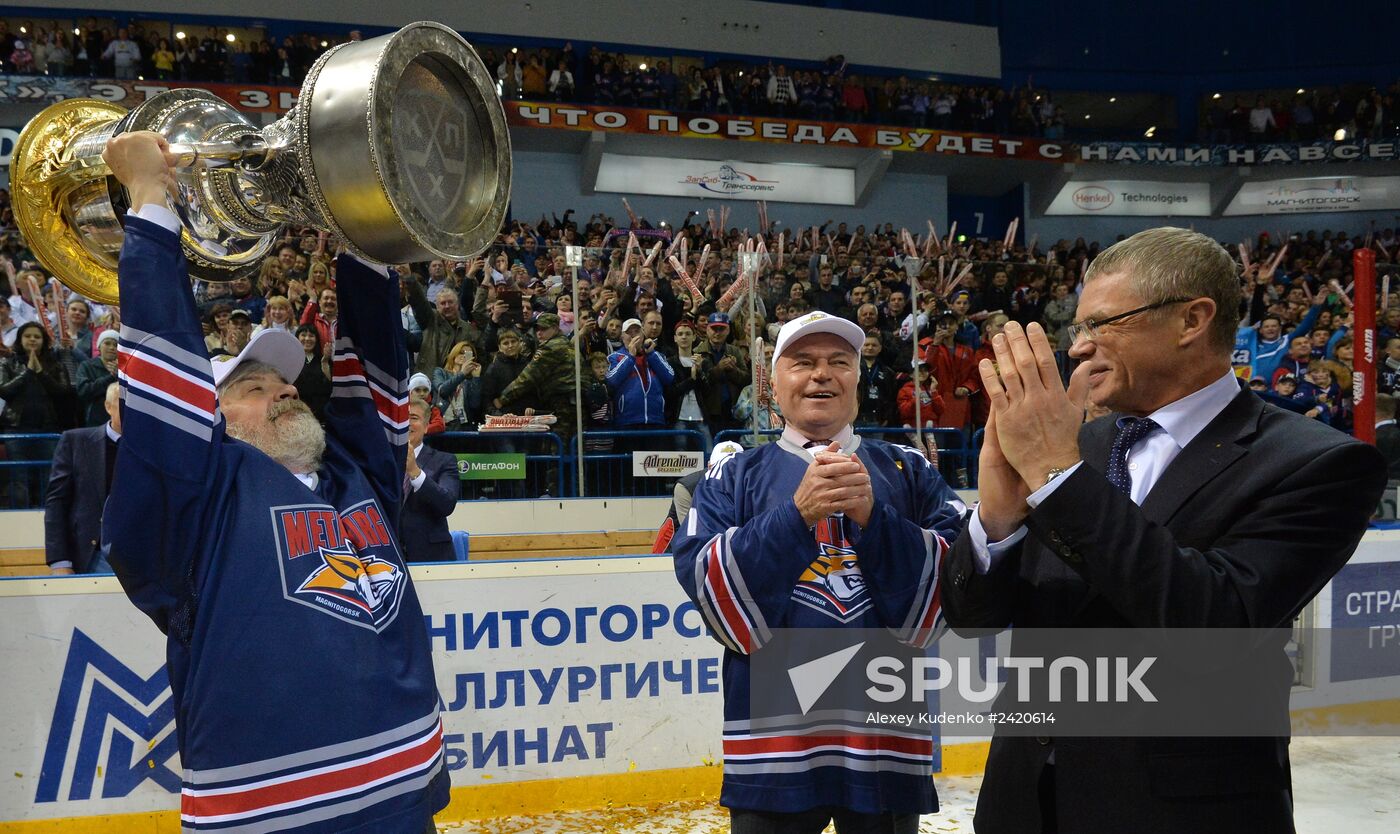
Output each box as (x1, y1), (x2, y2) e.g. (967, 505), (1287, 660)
(1204, 84), (1400, 144)
(4, 176), (1399, 505)
(0, 16), (1072, 137)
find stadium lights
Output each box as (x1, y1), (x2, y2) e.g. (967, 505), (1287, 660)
(19, 26), (26, 34)
(73, 28), (80, 35)
(176, 31), (186, 40)
(738, 71), (743, 77)
(639, 63), (647, 70)
(511, 47), (518, 54)
(1296, 88), (1305, 95)
(320, 40), (328, 47)
(225, 33), (236, 42)
(1109, 97), (1117, 103)
(1084, 114), (1091, 120)
(1212, 92), (1221, 99)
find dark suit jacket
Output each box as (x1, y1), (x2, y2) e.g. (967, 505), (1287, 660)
(398, 443), (461, 563)
(1378, 422), (1400, 481)
(44, 425), (115, 573)
(942, 388), (1387, 834)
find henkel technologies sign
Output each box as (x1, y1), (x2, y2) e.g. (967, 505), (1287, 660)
(1045, 180), (1211, 216)
(1223, 175), (1400, 215)
(594, 153), (856, 205)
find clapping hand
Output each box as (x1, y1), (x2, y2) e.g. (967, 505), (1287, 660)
(794, 443), (874, 528)
(977, 322), (1090, 519)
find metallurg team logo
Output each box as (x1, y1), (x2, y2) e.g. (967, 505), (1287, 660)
(792, 517), (871, 622)
(271, 500), (407, 632)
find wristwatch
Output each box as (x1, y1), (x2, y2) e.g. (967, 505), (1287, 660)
(1042, 464), (1076, 488)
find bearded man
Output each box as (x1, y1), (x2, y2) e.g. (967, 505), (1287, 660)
(102, 132), (446, 833)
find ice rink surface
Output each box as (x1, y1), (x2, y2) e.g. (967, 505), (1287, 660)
(445, 737), (1399, 833)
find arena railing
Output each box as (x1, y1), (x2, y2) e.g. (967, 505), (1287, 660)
(0, 433), (62, 510)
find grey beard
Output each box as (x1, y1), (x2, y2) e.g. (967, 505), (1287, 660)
(226, 399), (326, 475)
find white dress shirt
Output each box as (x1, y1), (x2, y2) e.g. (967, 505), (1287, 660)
(970, 369), (1243, 573)
(407, 442), (428, 492)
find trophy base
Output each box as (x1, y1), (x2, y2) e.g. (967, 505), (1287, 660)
(11, 98), (128, 305)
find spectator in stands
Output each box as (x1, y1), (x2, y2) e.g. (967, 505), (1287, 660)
(227, 275), (267, 323)
(1043, 281), (1079, 349)
(0, 297), (17, 349)
(292, 323), (331, 421)
(44, 381), (121, 575)
(498, 313), (578, 438)
(498, 51), (523, 99)
(898, 356), (944, 428)
(921, 312), (979, 432)
(1249, 95), (1277, 141)
(607, 317), (675, 442)
(295, 287), (336, 347)
(732, 341), (781, 441)
(218, 310), (254, 357)
(0, 322), (72, 505)
(1376, 394), (1400, 479)
(74, 330), (119, 426)
(62, 298), (95, 360)
(408, 374), (446, 435)
(549, 57), (575, 101)
(695, 313), (749, 433)
(435, 342), (483, 431)
(664, 320), (710, 447)
(482, 328), (529, 413)
(102, 28), (140, 80)
(522, 53), (548, 99)
(152, 37), (175, 80)
(767, 64), (798, 116)
(407, 280), (481, 377)
(1298, 363), (1343, 426)
(1271, 335), (1313, 386)
(1237, 294), (1323, 381)
(398, 398), (461, 563)
(255, 296), (295, 335)
(1379, 337), (1400, 396)
(856, 331), (897, 426)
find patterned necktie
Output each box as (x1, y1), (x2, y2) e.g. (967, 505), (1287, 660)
(1105, 417), (1159, 495)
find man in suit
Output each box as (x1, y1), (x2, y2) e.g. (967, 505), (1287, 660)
(944, 227), (1387, 834)
(1376, 393), (1400, 480)
(400, 397), (461, 562)
(45, 382), (122, 575)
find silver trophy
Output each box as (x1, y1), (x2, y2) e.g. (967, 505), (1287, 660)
(11, 21), (511, 304)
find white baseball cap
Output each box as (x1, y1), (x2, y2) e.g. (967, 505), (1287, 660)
(210, 328), (306, 390)
(771, 311), (866, 370)
(708, 440), (744, 468)
(621, 318), (643, 333)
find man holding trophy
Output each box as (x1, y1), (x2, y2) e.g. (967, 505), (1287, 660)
(102, 131), (448, 834)
(7, 20), (513, 833)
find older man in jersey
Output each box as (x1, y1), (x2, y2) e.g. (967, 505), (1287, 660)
(672, 311), (965, 834)
(102, 132), (446, 833)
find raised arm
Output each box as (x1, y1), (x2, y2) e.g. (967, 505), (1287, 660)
(326, 252), (410, 512)
(101, 132), (220, 637)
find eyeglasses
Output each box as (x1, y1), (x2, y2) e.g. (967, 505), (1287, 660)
(1067, 297), (1193, 344)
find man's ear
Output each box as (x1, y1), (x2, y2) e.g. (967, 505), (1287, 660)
(1178, 298), (1217, 348)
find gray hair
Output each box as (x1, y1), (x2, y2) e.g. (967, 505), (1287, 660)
(1084, 227), (1239, 353)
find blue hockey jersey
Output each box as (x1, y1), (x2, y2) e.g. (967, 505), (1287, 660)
(670, 428), (966, 815)
(105, 213), (447, 833)
(1233, 304), (1320, 380)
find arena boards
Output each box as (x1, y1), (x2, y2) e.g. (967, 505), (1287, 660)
(0, 535), (1397, 832)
